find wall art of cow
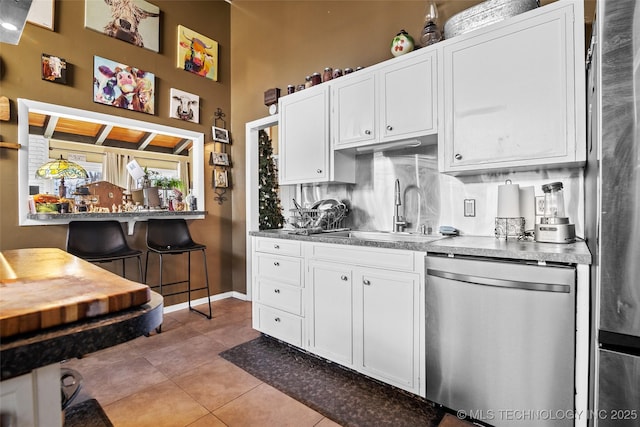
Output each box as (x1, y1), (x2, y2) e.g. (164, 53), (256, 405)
(177, 25), (218, 81)
(169, 88), (200, 124)
(41, 54), (67, 84)
(93, 56), (155, 115)
(84, 0), (160, 52)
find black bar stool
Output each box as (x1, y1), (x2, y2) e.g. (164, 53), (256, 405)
(144, 218), (212, 319)
(66, 220), (143, 282)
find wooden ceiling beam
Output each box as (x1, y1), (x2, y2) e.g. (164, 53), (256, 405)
(95, 124), (113, 146)
(43, 115), (59, 139)
(138, 132), (156, 151)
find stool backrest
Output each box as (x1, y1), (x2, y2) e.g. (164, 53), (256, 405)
(67, 221), (130, 256)
(146, 219), (196, 249)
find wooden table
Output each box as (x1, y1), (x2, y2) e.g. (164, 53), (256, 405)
(1, 248), (151, 338)
(0, 248), (163, 427)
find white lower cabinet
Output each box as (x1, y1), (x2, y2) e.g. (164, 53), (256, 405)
(307, 261), (354, 366)
(359, 268), (420, 391)
(307, 243), (425, 396)
(0, 364), (62, 427)
(252, 237), (305, 347)
(251, 236), (425, 397)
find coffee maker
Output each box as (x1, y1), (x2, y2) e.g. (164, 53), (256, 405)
(535, 181), (576, 243)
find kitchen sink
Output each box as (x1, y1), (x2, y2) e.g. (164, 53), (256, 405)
(317, 230), (444, 243)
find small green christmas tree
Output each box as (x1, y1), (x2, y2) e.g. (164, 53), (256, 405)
(258, 129), (284, 230)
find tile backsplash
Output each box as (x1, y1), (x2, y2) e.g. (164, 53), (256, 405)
(296, 144), (584, 237)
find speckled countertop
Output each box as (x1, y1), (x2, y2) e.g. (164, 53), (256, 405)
(249, 229), (592, 265)
(1, 292), (163, 380)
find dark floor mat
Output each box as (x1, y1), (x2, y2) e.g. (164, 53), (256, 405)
(64, 398), (113, 427)
(220, 334), (446, 427)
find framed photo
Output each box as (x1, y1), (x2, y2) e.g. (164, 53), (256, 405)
(212, 152), (229, 166)
(93, 56), (155, 115)
(213, 168), (228, 188)
(41, 54), (67, 85)
(177, 25), (218, 81)
(169, 88), (199, 123)
(212, 126), (229, 143)
(84, 0), (160, 52)
(27, 0), (55, 31)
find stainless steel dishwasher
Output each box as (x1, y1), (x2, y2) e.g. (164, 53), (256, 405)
(426, 254), (575, 427)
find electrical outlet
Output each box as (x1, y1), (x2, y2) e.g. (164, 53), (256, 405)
(464, 199), (476, 217)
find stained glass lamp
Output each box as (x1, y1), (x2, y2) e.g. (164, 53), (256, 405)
(36, 155), (88, 197)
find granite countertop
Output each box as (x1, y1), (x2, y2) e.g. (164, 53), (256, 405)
(1, 292), (163, 381)
(27, 210), (206, 220)
(249, 229), (592, 265)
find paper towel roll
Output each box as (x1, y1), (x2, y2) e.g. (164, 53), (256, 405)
(497, 180), (520, 217)
(519, 186), (535, 231)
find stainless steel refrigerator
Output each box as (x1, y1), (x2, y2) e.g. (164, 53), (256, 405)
(586, 0), (640, 424)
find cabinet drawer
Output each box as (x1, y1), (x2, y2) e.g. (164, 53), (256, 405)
(256, 305), (302, 347)
(309, 244), (415, 272)
(256, 278), (302, 316)
(255, 237), (302, 257)
(256, 254), (303, 286)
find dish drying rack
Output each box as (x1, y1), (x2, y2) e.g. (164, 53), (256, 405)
(289, 204), (348, 232)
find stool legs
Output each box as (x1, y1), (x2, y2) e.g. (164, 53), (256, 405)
(144, 250), (212, 320)
(188, 249), (212, 319)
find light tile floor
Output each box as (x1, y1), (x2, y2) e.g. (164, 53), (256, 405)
(64, 298), (340, 427)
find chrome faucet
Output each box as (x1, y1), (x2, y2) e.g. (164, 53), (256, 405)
(393, 179), (407, 232)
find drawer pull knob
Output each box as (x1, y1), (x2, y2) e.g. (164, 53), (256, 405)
(386, 125), (393, 131)
(274, 289), (281, 293)
(316, 169), (322, 174)
(363, 279), (371, 286)
(364, 130), (371, 135)
(274, 261), (280, 266)
(273, 244), (280, 249)
(454, 153), (462, 160)
(274, 317), (281, 322)
(341, 275), (348, 281)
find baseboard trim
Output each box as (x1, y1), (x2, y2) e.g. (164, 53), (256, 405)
(162, 291), (249, 314)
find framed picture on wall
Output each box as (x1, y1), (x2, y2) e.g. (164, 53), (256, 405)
(212, 152), (229, 166)
(169, 88), (199, 123)
(41, 54), (67, 85)
(177, 25), (218, 81)
(84, 0), (160, 52)
(27, 0), (55, 31)
(93, 56), (155, 115)
(212, 126), (229, 143)
(213, 168), (229, 188)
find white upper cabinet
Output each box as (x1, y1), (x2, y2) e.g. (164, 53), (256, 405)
(279, 85), (356, 185)
(439, 1), (586, 174)
(332, 73), (377, 148)
(332, 48), (438, 151)
(378, 50), (438, 143)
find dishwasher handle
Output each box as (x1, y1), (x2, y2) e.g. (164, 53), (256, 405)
(427, 269), (570, 293)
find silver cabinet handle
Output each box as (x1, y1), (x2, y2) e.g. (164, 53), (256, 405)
(386, 125), (393, 131)
(274, 289), (281, 293)
(341, 275), (348, 281)
(364, 130), (371, 135)
(316, 169), (322, 174)
(274, 317), (281, 322)
(454, 154), (462, 160)
(273, 261), (280, 266)
(273, 244), (280, 249)
(363, 279), (371, 286)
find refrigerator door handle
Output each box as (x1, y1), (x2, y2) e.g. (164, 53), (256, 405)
(427, 269), (571, 293)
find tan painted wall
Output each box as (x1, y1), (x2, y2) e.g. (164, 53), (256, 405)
(0, 0), (232, 304)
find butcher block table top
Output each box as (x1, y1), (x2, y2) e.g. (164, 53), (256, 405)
(0, 248), (151, 339)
